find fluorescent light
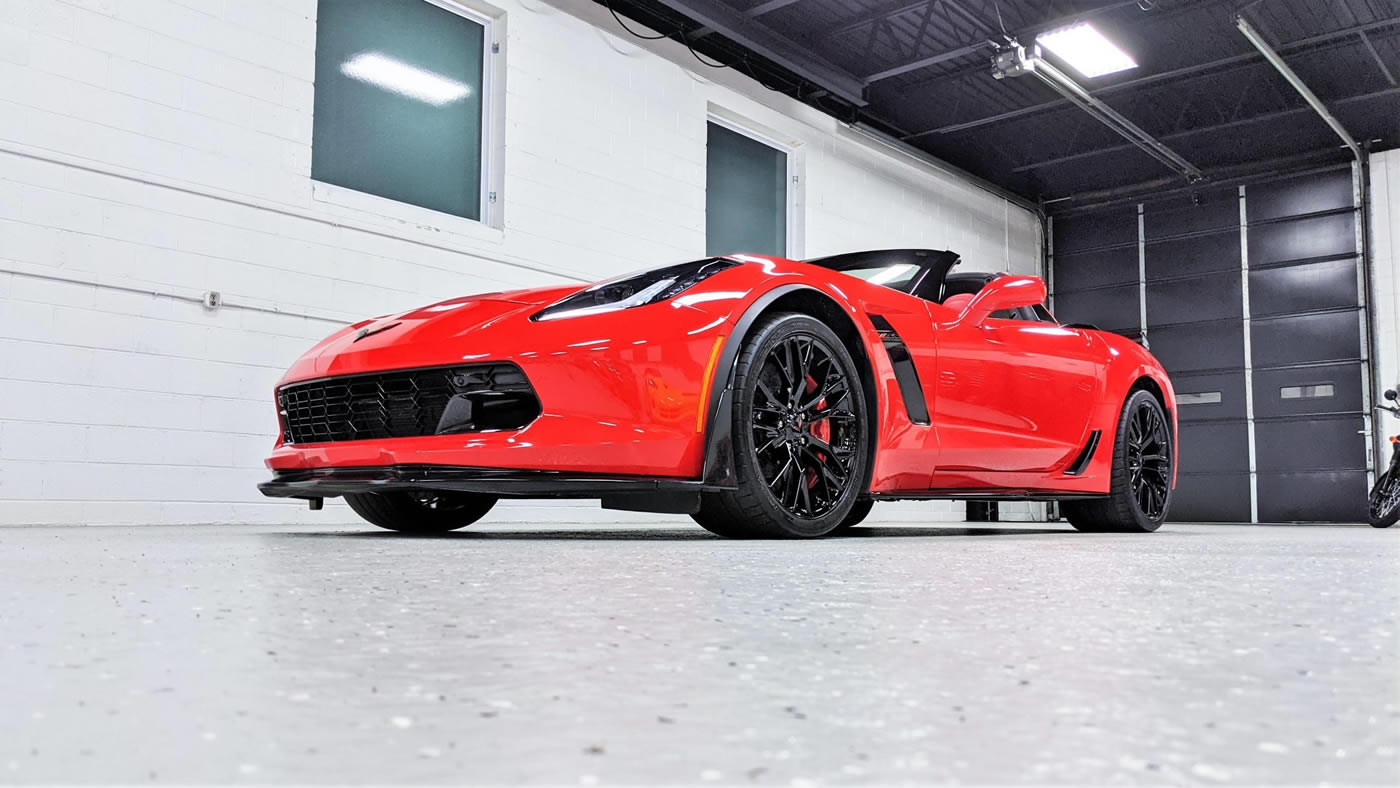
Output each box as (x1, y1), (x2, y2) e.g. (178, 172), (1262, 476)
(340, 52), (472, 106)
(1036, 23), (1137, 78)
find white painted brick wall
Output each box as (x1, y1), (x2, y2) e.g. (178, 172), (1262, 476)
(1371, 150), (1399, 428)
(0, 0), (1042, 526)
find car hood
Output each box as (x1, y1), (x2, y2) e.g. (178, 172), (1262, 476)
(281, 284), (585, 382)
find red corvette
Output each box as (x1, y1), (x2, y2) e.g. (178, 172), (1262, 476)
(259, 249), (1177, 537)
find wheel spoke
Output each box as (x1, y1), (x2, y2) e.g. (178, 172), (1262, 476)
(767, 454), (794, 489)
(755, 379), (784, 408)
(1125, 399), (1172, 520)
(799, 377), (847, 413)
(748, 331), (862, 519)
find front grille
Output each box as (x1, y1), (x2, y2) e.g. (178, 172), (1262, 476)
(277, 363), (540, 445)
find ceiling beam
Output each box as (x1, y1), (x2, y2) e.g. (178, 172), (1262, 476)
(864, 41), (990, 84)
(688, 0), (805, 41)
(1008, 86), (1400, 173)
(822, 1), (932, 41)
(651, 0), (868, 105)
(909, 16), (1400, 139)
(1359, 30), (1397, 86)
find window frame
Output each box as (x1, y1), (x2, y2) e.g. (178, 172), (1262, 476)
(705, 113), (800, 259)
(310, 0), (503, 230)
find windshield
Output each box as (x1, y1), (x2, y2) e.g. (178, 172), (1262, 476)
(805, 249), (961, 301)
(835, 263), (924, 292)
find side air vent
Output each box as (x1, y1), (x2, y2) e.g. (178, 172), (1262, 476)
(868, 314), (930, 426)
(1064, 430), (1102, 476)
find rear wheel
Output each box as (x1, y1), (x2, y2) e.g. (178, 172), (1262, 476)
(691, 313), (869, 538)
(344, 490), (496, 533)
(1369, 471), (1400, 528)
(1061, 390), (1173, 533)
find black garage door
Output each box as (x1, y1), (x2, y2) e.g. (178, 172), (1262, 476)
(1049, 167), (1372, 523)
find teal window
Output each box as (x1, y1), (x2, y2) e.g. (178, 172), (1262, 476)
(706, 121), (788, 257)
(312, 0), (488, 221)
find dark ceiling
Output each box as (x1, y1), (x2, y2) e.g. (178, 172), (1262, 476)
(597, 0), (1400, 210)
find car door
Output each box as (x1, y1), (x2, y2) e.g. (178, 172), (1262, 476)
(929, 307), (1104, 472)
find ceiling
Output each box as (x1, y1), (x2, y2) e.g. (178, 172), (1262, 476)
(596, 0), (1400, 210)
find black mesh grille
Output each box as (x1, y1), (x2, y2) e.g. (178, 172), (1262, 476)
(277, 363), (539, 445)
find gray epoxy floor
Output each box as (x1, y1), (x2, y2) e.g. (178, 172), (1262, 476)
(0, 521), (1396, 786)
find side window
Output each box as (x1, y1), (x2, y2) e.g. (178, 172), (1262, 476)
(312, 0), (492, 222)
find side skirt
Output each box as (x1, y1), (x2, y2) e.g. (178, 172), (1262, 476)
(870, 489), (1110, 502)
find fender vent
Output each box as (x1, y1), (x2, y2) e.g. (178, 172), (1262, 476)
(868, 314), (930, 426)
(1064, 430), (1102, 476)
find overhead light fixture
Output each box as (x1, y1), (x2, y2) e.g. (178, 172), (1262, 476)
(340, 52), (472, 106)
(1035, 23), (1137, 78)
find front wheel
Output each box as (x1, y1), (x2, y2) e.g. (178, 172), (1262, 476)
(345, 491), (497, 533)
(1061, 390), (1173, 533)
(1369, 471), (1400, 528)
(691, 313), (870, 538)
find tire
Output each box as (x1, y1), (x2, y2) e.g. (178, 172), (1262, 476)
(690, 313), (870, 538)
(1369, 471), (1400, 528)
(344, 490), (497, 533)
(833, 499), (874, 532)
(1061, 390), (1173, 533)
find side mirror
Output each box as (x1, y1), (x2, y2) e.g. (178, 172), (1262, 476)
(1385, 389), (1397, 402)
(961, 275), (1048, 327)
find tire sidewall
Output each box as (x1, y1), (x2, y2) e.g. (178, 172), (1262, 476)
(1370, 471), (1400, 528)
(732, 314), (869, 538)
(1117, 390), (1173, 532)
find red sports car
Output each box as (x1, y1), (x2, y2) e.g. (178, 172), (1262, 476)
(259, 249), (1176, 537)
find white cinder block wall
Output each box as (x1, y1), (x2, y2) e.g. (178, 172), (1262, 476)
(0, 0), (1042, 526)
(1371, 150), (1400, 425)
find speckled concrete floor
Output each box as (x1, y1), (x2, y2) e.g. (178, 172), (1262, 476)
(0, 521), (1396, 785)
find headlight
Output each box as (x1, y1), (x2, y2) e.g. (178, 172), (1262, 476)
(531, 258), (738, 321)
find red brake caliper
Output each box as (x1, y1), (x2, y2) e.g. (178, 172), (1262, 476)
(804, 375), (828, 491)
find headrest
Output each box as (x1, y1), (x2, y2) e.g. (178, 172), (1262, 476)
(942, 293), (976, 313)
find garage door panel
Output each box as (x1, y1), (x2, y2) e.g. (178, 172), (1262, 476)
(1168, 473), (1251, 522)
(1148, 322), (1244, 374)
(1049, 169), (1366, 525)
(1054, 209), (1138, 254)
(1247, 211), (1356, 266)
(1053, 286), (1140, 332)
(1250, 310), (1362, 368)
(1178, 421), (1249, 474)
(1257, 471), (1368, 522)
(1144, 191), (1239, 240)
(1171, 371), (1247, 422)
(1253, 362), (1364, 418)
(1053, 245), (1139, 292)
(1144, 230), (1240, 280)
(1254, 415), (1367, 473)
(1246, 168), (1353, 223)
(1146, 270), (1241, 324)
(1249, 257), (1361, 317)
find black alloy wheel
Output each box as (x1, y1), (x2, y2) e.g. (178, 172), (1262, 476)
(1061, 390), (1173, 533)
(692, 313), (869, 538)
(1126, 398), (1172, 520)
(751, 333), (861, 518)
